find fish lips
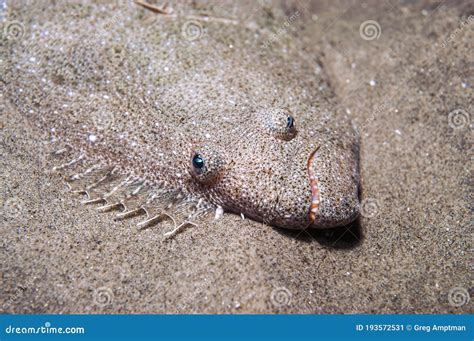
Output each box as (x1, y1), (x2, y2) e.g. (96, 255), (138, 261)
(307, 144), (360, 228)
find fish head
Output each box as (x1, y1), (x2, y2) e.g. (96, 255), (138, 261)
(188, 107), (360, 229)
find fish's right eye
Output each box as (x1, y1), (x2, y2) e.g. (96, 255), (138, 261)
(259, 108), (297, 141)
(286, 115), (295, 129)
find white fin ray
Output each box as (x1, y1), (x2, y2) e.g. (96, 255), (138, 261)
(50, 148), (216, 238)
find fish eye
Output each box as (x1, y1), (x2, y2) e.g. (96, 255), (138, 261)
(192, 153), (205, 172)
(286, 115), (294, 129)
(189, 145), (225, 184)
(258, 108), (297, 141)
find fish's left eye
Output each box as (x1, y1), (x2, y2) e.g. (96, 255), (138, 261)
(192, 153), (205, 172)
(190, 145), (225, 185)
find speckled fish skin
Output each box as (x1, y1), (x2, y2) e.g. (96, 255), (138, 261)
(3, 1), (360, 229)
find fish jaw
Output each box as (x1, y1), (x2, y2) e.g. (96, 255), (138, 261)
(307, 142), (360, 228)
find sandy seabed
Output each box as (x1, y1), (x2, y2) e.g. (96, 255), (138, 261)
(1, 0), (472, 313)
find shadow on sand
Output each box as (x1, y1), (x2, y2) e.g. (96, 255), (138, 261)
(275, 218), (363, 249)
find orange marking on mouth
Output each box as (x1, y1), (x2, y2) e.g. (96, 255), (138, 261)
(307, 148), (320, 224)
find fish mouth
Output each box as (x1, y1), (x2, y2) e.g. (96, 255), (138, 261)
(307, 147), (321, 225)
(305, 144), (361, 229)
